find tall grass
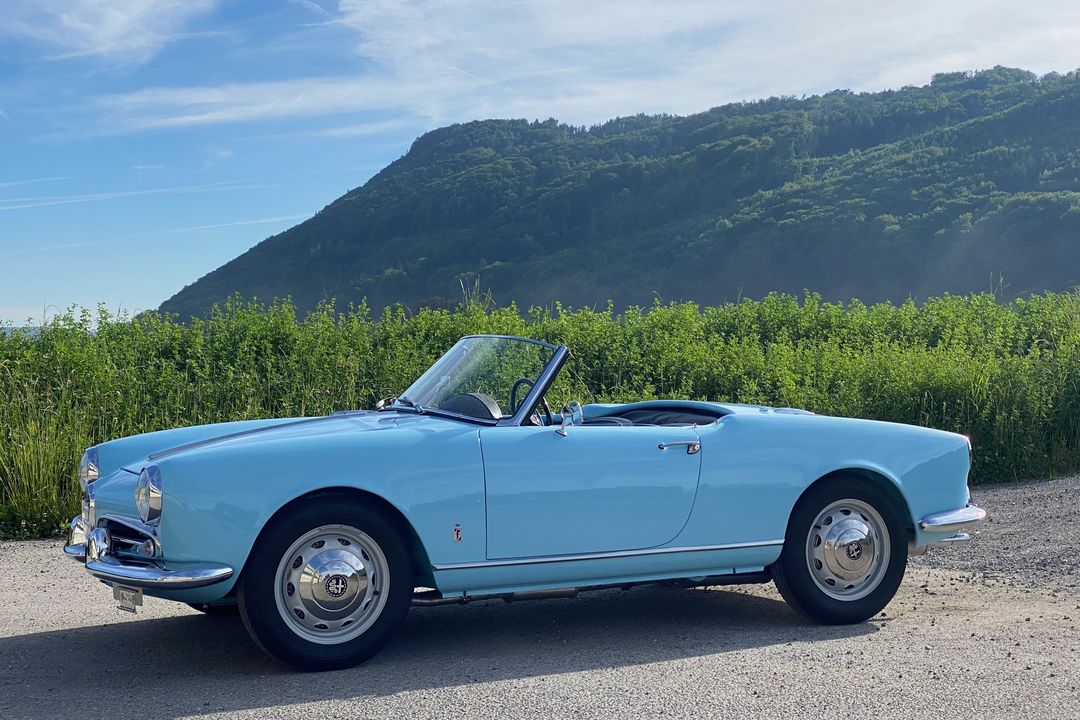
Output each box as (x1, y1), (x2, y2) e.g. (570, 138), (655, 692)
(2, 292), (1079, 538)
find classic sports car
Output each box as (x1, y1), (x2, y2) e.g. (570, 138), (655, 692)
(64, 335), (986, 670)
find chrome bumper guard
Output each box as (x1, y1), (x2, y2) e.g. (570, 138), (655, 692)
(64, 515), (90, 560)
(64, 514), (233, 590)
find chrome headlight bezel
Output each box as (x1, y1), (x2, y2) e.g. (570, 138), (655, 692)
(135, 465), (163, 524)
(78, 447), (99, 491)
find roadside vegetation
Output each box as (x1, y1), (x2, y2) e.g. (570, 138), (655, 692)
(2, 290), (1079, 538)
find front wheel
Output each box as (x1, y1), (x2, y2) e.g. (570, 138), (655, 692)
(238, 497), (413, 670)
(772, 478), (907, 624)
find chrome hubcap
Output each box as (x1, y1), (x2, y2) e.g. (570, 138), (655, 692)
(806, 499), (890, 601)
(274, 525), (389, 644)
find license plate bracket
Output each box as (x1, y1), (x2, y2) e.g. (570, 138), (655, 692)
(113, 584), (143, 613)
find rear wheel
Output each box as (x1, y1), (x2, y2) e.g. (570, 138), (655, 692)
(772, 478), (907, 624)
(238, 497), (413, 670)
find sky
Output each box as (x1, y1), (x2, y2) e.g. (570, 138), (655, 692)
(1, 1), (1079, 324)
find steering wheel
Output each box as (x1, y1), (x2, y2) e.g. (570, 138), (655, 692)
(531, 396), (553, 426)
(509, 377), (535, 415)
(510, 376), (553, 426)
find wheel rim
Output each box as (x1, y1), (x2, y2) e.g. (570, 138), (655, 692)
(805, 499), (890, 601)
(273, 524), (390, 644)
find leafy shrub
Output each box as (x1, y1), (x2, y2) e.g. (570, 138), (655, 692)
(2, 291), (1078, 538)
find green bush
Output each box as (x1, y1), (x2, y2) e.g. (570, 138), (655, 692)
(3, 291), (1078, 538)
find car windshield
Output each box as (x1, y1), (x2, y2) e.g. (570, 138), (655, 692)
(396, 336), (557, 422)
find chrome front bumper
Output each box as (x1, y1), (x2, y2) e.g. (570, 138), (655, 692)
(65, 514), (234, 590)
(920, 504), (987, 534)
(910, 503), (988, 554)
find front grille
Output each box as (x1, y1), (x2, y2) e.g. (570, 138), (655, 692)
(99, 516), (160, 559)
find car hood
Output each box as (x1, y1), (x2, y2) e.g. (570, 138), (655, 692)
(93, 411), (454, 476)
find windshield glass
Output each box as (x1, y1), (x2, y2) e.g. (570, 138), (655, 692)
(397, 336), (557, 421)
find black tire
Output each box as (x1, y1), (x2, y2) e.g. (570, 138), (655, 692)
(772, 477), (907, 624)
(187, 602), (239, 616)
(238, 496), (413, 671)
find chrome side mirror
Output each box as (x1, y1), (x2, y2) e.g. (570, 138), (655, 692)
(556, 401), (583, 437)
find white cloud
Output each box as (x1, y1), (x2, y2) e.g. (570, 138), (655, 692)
(244, 117), (424, 142)
(0, 214), (307, 264)
(305, 118), (425, 138)
(287, 0), (330, 17)
(91, 0), (1080, 131)
(332, 0), (1080, 119)
(0, 179), (280, 212)
(95, 75), (466, 131)
(0, 0), (216, 64)
(122, 213), (311, 239)
(0, 242), (92, 258)
(0, 175), (74, 189)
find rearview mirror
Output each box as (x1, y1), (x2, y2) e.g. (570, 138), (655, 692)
(556, 401), (583, 437)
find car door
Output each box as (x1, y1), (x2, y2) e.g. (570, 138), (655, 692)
(479, 424), (702, 559)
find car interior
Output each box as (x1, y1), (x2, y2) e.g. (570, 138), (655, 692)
(579, 406), (726, 426)
(437, 392), (726, 427)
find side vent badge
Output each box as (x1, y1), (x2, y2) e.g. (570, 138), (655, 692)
(452, 523), (463, 542)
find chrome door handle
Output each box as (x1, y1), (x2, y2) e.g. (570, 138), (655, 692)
(658, 441), (701, 455)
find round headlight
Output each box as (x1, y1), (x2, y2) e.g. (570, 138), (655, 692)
(78, 447), (99, 491)
(135, 465), (163, 524)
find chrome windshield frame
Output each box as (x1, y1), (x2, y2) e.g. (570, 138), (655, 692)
(459, 334), (560, 351)
(391, 335), (568, 427)
(497, 345), (569, 427)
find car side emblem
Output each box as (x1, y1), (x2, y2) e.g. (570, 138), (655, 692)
(452, 523), (463, 542)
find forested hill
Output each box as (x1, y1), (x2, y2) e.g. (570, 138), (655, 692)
(160, 67), (1080, 317)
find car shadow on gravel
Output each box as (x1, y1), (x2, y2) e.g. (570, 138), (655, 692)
(4, 585), (876, 718)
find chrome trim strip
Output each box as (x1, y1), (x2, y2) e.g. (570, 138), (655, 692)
(148, 416), (334, 461)
(388, 405), (499, 426)
(86, 555), (234, 590)
(432, 539), (784, 571)
(919, 504), (987, 534)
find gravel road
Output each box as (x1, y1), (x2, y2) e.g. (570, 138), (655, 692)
(1, 477), (1077, 720)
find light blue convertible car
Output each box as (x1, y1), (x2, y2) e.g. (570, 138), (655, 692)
(64, 335), (986, 670)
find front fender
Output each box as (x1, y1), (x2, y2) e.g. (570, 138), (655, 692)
(150, 423), (485, 603)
